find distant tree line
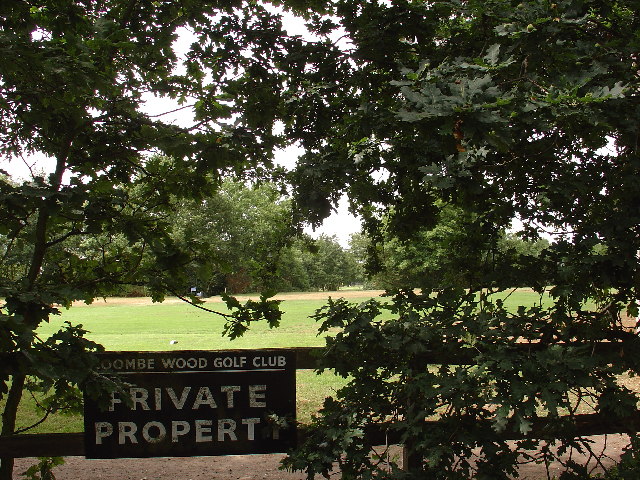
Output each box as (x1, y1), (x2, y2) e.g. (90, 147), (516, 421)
(351, 204), (551, 292)
(168, 181), (553, 295)
(0, 175), (550, 297)
(167, 179), (362, 294)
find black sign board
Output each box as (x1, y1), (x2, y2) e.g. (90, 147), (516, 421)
(84, 350), (296, 459)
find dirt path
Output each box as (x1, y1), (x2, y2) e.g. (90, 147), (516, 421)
(12, 434), (630, 479)
(68, 290), (387, 307)
(14, 454), (306, 480)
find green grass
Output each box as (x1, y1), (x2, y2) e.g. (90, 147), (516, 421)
(7, 292), (378, 434)
(488, 287), (555, 309)
(6, 391), (82, 435)
(4, 287), (565, 434)
(39, 297), (336, 351)
(37, 287), (555, 352)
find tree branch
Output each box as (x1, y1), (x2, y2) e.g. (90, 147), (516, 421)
(172, 292), (234, 319)
(25, 138), (72, 292)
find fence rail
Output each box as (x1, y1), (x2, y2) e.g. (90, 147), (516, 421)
(1, 343), (639, 459)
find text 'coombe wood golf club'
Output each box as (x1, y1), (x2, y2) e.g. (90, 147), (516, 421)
(84, 350), (297, 459)
(97, 354), (288, 372)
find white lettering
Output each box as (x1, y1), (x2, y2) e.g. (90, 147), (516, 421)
(218, 419), (237, 441)
(242, 418), (261, 441)
(118, 422), (138, 444)
(166, 387), (191, 409)
(162, 357), (177, 369)
(142, 421), (166, 444)
(154, 388), (162, 410)
(213, 356), (247, 368)
(130, 387), (150, 410)
(249, 385), (267, 408)
(138, 358), (152, 370)
(161, 357), (205, 370)
(100, 358), (156, 370)
(192, 387), (217, 409)
(220, 386), (241, 408)
(94, 418), (274, 446)
(252, 356), (286, 368)
(171, 421), (191, 442)
(108, 392), (122, 412)
(195, 419), (212, 442)
(95, 422), (113, 444)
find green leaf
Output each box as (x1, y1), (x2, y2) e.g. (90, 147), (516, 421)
(483, 44), (501, 66)
(396, 109), (428, 122)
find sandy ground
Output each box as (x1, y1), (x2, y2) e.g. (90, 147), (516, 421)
(13, 454), (307, 480)
(69, 290), (388, 307)
(12, 434), (631, 479)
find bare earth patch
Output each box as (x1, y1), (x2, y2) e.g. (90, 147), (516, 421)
(14, 454), (307, 480)
(13, 434), (630, 479)
(69, 290), (387, 307)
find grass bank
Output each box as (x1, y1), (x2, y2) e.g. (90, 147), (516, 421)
(4, 288), (554, 434)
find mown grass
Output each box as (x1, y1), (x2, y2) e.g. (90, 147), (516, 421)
(39, 297), (334, 351)
(4, 288), (556, 434)
(5, 291), (379, 434)
(36, 288), (553, 351)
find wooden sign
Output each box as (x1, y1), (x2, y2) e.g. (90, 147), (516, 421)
(84, 349), (296, 459)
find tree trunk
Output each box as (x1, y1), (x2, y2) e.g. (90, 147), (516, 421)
(0, 146), (70, 480)
(0, 374), (26, 480)
(0, 138), (72, 479)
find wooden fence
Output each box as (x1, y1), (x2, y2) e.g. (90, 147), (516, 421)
(1, 343), (640, 459)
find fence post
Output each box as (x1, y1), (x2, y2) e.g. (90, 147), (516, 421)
(402, 357), (422, 476)
(402, 437), (422, 475)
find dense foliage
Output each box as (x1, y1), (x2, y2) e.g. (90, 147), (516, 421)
(351, 205), (551, 291)
(274, 0), (640, 478)
(172, 182), (361, 294)
(0, 2), (297, 478)
(171, 180), (295, 294)
(1, 0), (639, 478)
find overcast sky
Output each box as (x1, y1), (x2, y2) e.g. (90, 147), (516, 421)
(1, 12), (361, 248)
(2, 146), (360, 250)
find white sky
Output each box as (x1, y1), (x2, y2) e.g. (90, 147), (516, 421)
(1, 11), (361, 248)
(1, 141), (360, 250)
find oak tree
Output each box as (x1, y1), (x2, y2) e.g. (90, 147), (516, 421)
(0, 1), (296, 477)
(277, 0), (640, 478)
